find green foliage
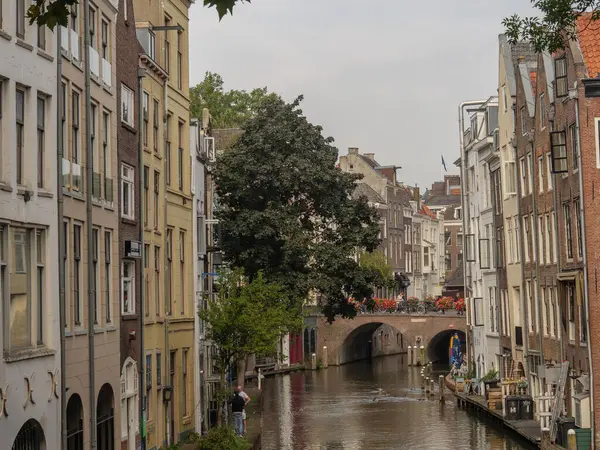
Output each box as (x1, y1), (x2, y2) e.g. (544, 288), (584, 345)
(190, 426), (248, 450)
(214, 95), (381, 322)
(503, 0), (600, 52)
(28, 0), (250, 29)
(358, 250), (395, 289)
(190, 72), (280, 128)
(199, 268), (301, 385)
(481, 369), (500, 382)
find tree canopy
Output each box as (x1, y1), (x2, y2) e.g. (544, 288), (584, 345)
(190, 72), (279, 128)
(214, 95), (382, 322)
(358, 250), (395, 290)
(503, 0), (600, 52)
(28, 0), (250, 29)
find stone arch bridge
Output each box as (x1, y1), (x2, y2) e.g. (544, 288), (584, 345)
(314, 313), (466, 366)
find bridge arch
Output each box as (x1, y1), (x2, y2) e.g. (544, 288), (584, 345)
(426, 329), (466, 365)
(340, 321), (407, 365)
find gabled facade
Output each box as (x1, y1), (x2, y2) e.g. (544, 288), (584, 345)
(0, 3), (61, 448)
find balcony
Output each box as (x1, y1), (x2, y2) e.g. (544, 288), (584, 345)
(102, 59), (112, 88)
(70, 29), (80, 61)
(89, 47), (100, 78)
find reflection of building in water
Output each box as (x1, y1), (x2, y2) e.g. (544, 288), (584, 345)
(279, 375), (293, 449)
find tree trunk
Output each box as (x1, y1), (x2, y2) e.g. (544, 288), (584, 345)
(217, 371), (227, 426)
(237, 357), (247, 390)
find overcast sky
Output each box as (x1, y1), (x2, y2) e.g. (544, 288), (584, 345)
(189, 0), (535, 189)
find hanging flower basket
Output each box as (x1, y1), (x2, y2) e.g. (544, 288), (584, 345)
(454, 298), (466, 313)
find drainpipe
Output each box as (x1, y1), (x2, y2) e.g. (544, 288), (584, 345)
(83, 1), (98, 448)
(513, 118), (531, 383)
(56, 24), (68, 450)
(458, 100), (486, 372)
(137, 66), (147, 450)
(163, 75), (171, 446)
(550, 161), (564, 366)
(573, 87), (594, 448)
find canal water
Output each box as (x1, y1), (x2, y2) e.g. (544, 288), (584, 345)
(260, 354), (536, 450)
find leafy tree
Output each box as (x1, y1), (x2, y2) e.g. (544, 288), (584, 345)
(503, 0), (600, 52)
(198, 268), (301, 424)
(214, 95), (382, 322)
(28, 0), (250, 29)
(188, 427), (248, 450)
(358, 250), (395, 290)
(190, 72), (279, 128)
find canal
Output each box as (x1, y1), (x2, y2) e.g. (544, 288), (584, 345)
(260, 354), (536, 450)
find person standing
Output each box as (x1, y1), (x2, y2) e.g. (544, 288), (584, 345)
(237, 385), (251, 435)
(230, 389), (246, 437)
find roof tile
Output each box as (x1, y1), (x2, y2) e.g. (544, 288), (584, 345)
(577, 13), (600, 78)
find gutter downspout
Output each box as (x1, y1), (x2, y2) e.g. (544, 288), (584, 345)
(57, 25), (68, 450)
(137, 66), (147, 450)
(83, 1), (98, 448)
(513, 109), (532, 383)
(458, 100), (486, 371)
(550, 160), (564, 366)
(163, 75), (171, 446)
(574, 88), (595, 447)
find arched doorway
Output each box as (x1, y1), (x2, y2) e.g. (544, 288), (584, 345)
(97, 383), (115, 450)
(66, 394), (84, 450)
(12, 419), (46, 450)
(120, 358), (138, 450)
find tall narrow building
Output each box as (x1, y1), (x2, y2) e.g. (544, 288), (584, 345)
(59, 0), (122, 447)
(0, 3), (61, 448)
(134, 0), (195, 445)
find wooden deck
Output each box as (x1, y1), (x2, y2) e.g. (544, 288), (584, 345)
(454, 392), (566, 449)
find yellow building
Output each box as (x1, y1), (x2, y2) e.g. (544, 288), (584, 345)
(134, 0), (194, 446)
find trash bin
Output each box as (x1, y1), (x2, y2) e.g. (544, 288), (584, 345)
(505, 396), (519, 421)
(518, 395), (534, 420)
(556, 417), (576, 447)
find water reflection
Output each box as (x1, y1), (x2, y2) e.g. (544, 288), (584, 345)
(260, 355), (536, 450)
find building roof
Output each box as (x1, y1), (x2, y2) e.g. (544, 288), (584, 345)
(577, 13), (600, 78)
(358, 154), (379, 168)
(353, 183), (385, 204)
(499, 34), (536, 95)
(445, 262), (464, 288)
(519, 62), (537, 118)
(424, 194), (462, 207)
(419, 205), (436, 219)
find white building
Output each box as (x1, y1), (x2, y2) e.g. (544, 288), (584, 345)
(458, 97), (501, 383)
(411, 206), (444, 298)
(0, 6), (61, 449)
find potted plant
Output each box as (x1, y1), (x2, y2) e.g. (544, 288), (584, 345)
(454, 298), (466, 315)
(481, 369), (500, 399)
(435, 296), (454, 314)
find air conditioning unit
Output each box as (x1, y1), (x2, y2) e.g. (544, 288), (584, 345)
(205, 137), (215, 162)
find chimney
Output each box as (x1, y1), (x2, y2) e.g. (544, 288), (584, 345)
(348, 147), (359, 155)
(364, 153), (375, 160)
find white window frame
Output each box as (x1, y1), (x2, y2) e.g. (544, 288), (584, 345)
(514, 216), (520, 263)
(121, 84), (135, 128)
(121, 260), (135, 315)
(546, 152), (553, 191)
(538, 155), (544, 193)
(523, 215), (530, 263)
(120, 358), (139, 439)
(121, 163), (135, 219)
(520, 157), (527, 197)
(527, 152), (533, 195)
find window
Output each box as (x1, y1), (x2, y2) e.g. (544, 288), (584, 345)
(105, 231), (112, 323)
(120, 359), (139, 441)
(504, 160), (516, 196)
(507, 220), (513, 264)
(167, 229), (173, 315)
(153, 99), (159, 152)
(496, 227), (505, 268)
(527, 152), (533, 194)
(143, 92), (149, 147)
(103, 111), (113, 202)
(154, 171), (160, 227)
(73, 224), (82, 325)
(514, 217), (520, 263)
(178, 122), (184, 190)
(489, 288), (496, 333)
(121, 164), (135, 219)
(538, 156), (544, 192)
(526, 280), (533, 332)
(164, 16), (171, 72)
(564, 203), (573, 259)
(143, 166), (149, 226)
(523, 215), (530, 263)
(154, 246), (160, 316)
(521, 106), (526, 135)
(16, 89), (24, 186)
(91, 103), (99, 197)
(465, 234), (475, 262)
(60, 82), (67, 161)
(568, 283), (576, 340)
(551, 130), (568, 173)
(479, 238), (490, 269)
(552, 211), (558, 264)
(16, 0), (25, 38)
(473, 297), (484, 326)
(89, 7), (96, 48)
(182, 349), (188, 416)
(144, 243), (150, 316)
(581, 290), (588, 344)
(38, 24), (46, 50)
(546, 152), (553, 191)
(101, 20), (108, 59)
(156, 352), (162, 386)
(4, 227), (47, 350)
(423, 246), (430, 268)
(62, 221), (68, 329)
(493, 169), (502, 215)
(177, 30), (183, 89)
(72, 91), (80, 163)
(542, 288), (549, 336)
(92, 228), (99, 324)
(570, 124), (578, 172)
(538, 215), (545, 264)
(575, 198), (583, 259)
(166, 115), (171, 185)
(555, 58), (568, 98)
(546, 214), (553, 264)
(520, 157), (527, 197)
(146, 353), (152, 391)
(121, 261), (135, 315)
(37, 97), (45, 188)
(149, 31), (156, 60)
(540, 93), (546, 129)
(180, 231), (185, 315)
(121, 85), (135, 128)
